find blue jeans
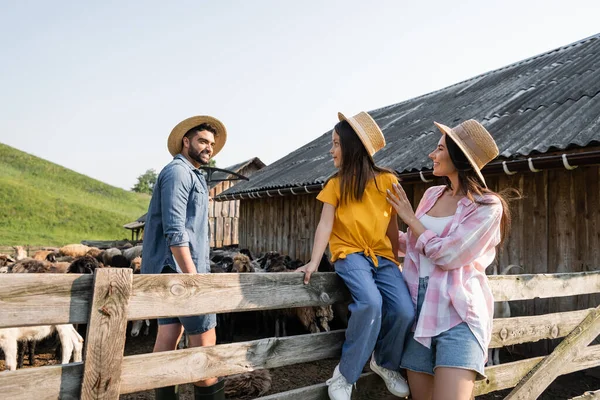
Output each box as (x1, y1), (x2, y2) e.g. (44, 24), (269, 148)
(335, 253), (415, 384)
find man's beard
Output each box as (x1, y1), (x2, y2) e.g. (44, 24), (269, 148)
(189, 146), (211, 165)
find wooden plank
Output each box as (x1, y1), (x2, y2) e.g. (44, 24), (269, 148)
(5, 345), (595, 400)
(127, 272), (349, 320)
(0, 274), (93, 328)
(282, 195), (290, 255)
(3, 271), (600, 328)
(0, 363), (83, 400)
(474, 344), (600, 395)
(119, 330), (345, 393)
(505, 305), (600, 400)
(570, 389), (600, 399)
(488, 271), (600, 302)
(548, 168), (578, 317)
(81, 268), (133, 400)
(490, 309), (593, 348)
(257, 372), (383, 400)
(578, 166), (600, 346)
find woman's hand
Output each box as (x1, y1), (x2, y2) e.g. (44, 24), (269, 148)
(296, 262), (318, 284)
(387, 183), (417, 225)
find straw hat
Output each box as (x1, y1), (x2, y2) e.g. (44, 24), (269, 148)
(338, 111), (386, 158)
(433, 119), (499, 187)
(167, 115), (227, 157)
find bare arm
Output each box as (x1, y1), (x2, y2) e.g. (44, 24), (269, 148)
(386, 215), (399, 262)
(296, 203), (335, 284)
(170, 246), (197, 274)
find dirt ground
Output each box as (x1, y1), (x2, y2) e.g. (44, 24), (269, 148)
(3, 326), (599, 400)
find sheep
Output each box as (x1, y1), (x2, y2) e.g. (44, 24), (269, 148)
(102, 247), (122, 266)
(232, 254), (255, 273)
(85, 247), (104, 262)
(130, 319), (151, 337)
(32, 250), (57, 261)
(487, 264), (522, 366)
(67, 256), (103, 274)
(224, 369), (272, 399)
(130, 256), (142, 273)
(122, 245), (143, 262)
(59, 244), (91, 258)
(13, 246), (28, 261)
(0, 254), (15, 267)
(109, 254), (130, 268)
(0, 325), (83, 371)
(10, 259), (53, 273)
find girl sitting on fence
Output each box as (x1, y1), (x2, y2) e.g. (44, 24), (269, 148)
(297, 111), (414, 400)
(386, 119), (513, 400)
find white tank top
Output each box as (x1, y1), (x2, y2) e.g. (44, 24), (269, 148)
(418, 213), (454, 278)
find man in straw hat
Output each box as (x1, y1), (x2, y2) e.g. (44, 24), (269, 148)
(141, 115), (227, 400)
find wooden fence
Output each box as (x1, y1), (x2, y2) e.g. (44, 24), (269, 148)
(1, 269), (599, 399)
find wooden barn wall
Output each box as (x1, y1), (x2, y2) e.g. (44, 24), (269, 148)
(239, 194), (321, 262)
(209, 163), (262, 248)
(238, 165), (599, 354)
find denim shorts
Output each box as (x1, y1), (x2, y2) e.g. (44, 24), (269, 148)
(157, 266), (217, 335)
(400, 277), (486, 380)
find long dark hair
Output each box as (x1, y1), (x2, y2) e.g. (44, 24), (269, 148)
(329, 120), (395, 205)
(444, 134), (519, 245)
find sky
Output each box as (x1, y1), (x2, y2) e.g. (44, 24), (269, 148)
(1, 0), (599, 190)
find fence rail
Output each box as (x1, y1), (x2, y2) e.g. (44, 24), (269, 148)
(0, 269), (599, 399)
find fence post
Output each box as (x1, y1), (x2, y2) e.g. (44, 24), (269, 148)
(81, 268), (133, 400)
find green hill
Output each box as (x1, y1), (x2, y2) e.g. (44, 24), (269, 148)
(0, 143), (150, 246)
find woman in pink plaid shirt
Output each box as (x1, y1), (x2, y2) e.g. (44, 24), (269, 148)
(386, 119), (513, 400)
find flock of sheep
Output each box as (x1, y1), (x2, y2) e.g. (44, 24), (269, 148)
(0, 243), (341, 398)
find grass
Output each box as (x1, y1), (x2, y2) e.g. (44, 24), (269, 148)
(0, 142), (150, 246)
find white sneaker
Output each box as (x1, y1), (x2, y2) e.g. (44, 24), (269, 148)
(326, 364), (353, 400)
(370, 354), (410, 397)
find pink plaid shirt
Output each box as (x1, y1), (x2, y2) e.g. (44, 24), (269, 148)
(399, 185), (502, 357)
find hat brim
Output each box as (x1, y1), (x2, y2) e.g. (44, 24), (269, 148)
(434, 121), (487, 188)
(168, 115), (227, 157)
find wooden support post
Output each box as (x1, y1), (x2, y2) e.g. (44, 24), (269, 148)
(506, 304), (600, 400)
(81, 268), (133, 400)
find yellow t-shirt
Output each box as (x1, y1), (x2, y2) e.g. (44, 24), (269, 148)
(317, 172), (399, 266)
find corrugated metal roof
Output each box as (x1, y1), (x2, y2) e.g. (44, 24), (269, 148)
(222, 34), (600, 197)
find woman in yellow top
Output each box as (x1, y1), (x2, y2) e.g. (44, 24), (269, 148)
(297, 112), (414, 400)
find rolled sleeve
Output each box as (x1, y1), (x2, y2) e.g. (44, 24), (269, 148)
(160, 164), (192, 247)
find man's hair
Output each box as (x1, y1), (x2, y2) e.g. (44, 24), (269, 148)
(184, 123), (218, 140)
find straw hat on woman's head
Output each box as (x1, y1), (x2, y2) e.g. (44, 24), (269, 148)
(167, 115), (227, 157)
(338, 111), (386, 159)
(433, 119), (499, 187)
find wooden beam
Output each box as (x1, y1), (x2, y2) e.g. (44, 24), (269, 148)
(1, 270), (599, 328)
(257, 372), (384, 400)
(119, 330), (345, 394)
(1, 342), (598, 399)
(570, 390), (600, 399)
(489, 271), (600, 302)
(81, 268), (133, 400)
(505, 305), (600, 400)
(0, 274), (93, 328)
(127, 272), (350, 320)
(0, 363), (83, 400)
(489, 309), (592, 348)
(474, 344), (600, 395)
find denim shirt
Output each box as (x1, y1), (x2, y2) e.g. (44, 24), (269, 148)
(141, 154), (210, 274)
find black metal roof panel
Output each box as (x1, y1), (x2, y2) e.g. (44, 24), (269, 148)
(222, 34), (600, 196)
